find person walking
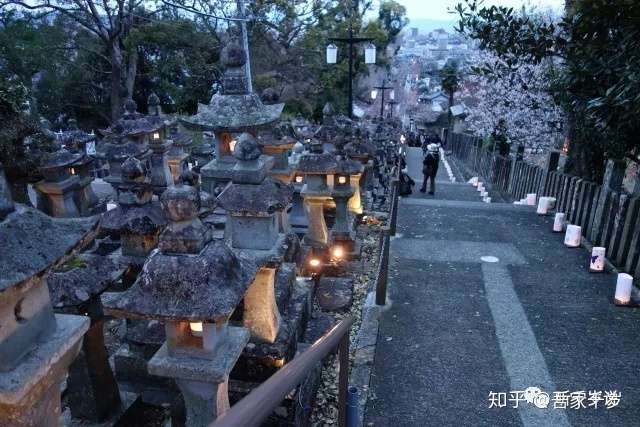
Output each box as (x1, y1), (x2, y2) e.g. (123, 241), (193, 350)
(420, 143), (440, 195)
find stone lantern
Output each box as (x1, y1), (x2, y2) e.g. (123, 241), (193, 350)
(103, 180), (256, 425)
(0, 163), (94, 426)
(70, 152), (103, 215)
(166, 123), (193, 184)
(257, 123), (297, 184)
(34, 148), (83, 217)
(189, 132), (215, 173)
(100, 157), (166, 266)
(217, 133), (294, 343)
(100, 136), (151, 189)
(47, 254), (125, 421)
(344, 134), (376, 215)
(298, 140), (338, 250)
(181, 36), (284, 195)
(101, 98), (173, 194)
(331, 158), (363, 259)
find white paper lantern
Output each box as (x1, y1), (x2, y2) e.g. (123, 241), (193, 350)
(485, 197), (492, 203)
(589, 247), (606, 272)
(553, 212), (565, 232)
(526, 193), (537, 206)
(364, 43), (376, 64)
(106, 202), (117, 211)
(614, 273), (633, 305)
(547, 197), (556, 210)
(536, 197), (550, 215)
(85, 141), (96, 155)
(371, 89), (378, 100)
(326, 44), (338, 64)
(564, 224), (582, 247)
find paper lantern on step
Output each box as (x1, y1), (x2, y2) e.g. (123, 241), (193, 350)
(589, 246), (606, 272)
(553, 213), (565, 232)
(614, 273), (633, 305)
(526, 193), (536, 206)
(564, 224), (581, 247)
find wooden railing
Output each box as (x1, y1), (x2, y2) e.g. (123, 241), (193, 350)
(211, 316), (354, 427)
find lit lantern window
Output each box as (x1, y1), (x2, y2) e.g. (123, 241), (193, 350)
(189, 322), (203, 337)
(153, 132), (161, 140)
(295, 176), (304, 183)
(371, 89), (378, 100)
(332, 246), (344, 259)
(229, 139), (237, 153)
(338, 175), (347, 185)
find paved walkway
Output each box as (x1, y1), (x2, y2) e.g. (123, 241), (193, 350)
(364, 147), (640, 427)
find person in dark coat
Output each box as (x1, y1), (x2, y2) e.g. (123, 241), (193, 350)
(398, 168), (415, 196)
(420, 143), (440, 195)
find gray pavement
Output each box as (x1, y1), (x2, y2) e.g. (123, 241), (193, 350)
(364, 148), (640, 427)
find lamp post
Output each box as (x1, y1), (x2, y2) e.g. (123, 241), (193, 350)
(386, 99), (399, 118)
(372, 79), (393, 119)
(327, 16), (376, 118)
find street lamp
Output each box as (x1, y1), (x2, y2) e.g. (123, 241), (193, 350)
(373, 79), (393, 119)
(326, 43), (338, 64)
(327, 18), (375, 118)
(364, 43), (376, 64)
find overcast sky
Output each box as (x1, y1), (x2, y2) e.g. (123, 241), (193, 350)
(392, 0), (565, 21)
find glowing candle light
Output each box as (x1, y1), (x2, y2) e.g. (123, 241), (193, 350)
(189, 322), (203, 337)
(332, 246), (344, 259)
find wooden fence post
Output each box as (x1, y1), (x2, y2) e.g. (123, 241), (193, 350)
(591, 159), (626, 243)
(538, 151), (560, 197)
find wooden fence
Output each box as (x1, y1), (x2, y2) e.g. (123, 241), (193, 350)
(449, 133), (640, 278)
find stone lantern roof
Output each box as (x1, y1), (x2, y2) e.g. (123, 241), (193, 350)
(55, 128), (97, 153)
(0, 206), (97, 292)
(257, 124), (297, 148)
(102, 241), (260, 322)
(101, 99), (167, 139)
(337, 158), (364, 176)
(48, 254), (123, 308)
(180, 38), (284, 133)
(297, 153), (338, 175)
(100, 139), (150, 162)
(217, 178), (292, 217)
(39, 149), (83, 180)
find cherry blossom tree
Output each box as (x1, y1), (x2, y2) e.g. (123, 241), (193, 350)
(463, 50), (564, 153)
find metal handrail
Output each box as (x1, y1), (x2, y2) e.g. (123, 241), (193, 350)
(211, 316), (355, 427)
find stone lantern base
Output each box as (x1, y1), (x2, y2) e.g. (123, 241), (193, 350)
(0, 314), (89, 426)
(148, 327), (249, 426)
